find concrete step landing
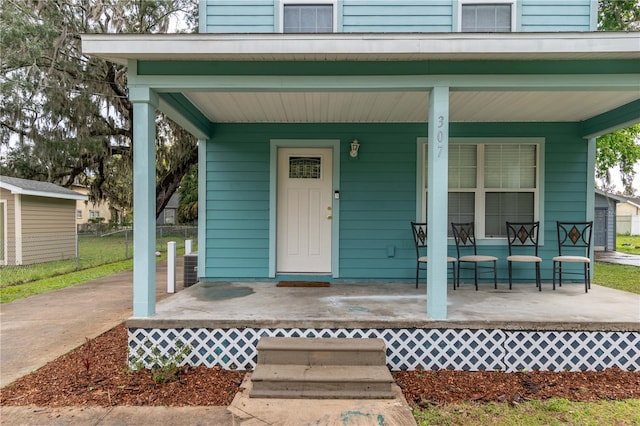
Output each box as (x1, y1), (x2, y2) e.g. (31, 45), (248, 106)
(250, 337), (394, 399)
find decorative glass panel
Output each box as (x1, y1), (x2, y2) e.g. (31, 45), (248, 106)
(284, 5), (333, 33)
(462, 4), (512, 32)
(289, 157), (321, 179)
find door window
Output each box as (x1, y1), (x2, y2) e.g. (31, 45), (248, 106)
(289, 156), (322, 179)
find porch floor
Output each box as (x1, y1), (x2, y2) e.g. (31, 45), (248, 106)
(128, 281), (639, 331)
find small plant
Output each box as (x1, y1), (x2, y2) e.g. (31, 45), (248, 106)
(81, 337), (92, 375)
(132, 339), (192, 384)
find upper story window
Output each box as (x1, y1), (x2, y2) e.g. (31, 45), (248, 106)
(461, 3), (513, 32)
(284, 4), (333, 33)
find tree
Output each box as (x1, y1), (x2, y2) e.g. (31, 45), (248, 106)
(596, 124), (640, 194)
(596, 0), (640, 195)
(177, 164), (198, 224)
(0, 0), (199, 216)
(598, 0), (640, 30)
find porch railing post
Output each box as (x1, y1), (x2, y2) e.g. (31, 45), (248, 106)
(167, 241), (176, 294)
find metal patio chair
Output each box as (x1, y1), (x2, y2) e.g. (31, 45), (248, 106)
(410, 222), (456, 289)
(506, 221), (542, 291)
(553, 221), (593, 293)
(451, 222), (497, 290)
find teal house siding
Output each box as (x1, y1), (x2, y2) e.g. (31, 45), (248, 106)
(520, 0), (594, 32)
(204, 133), (271, 278)
(199, 0), (595, 34)
(203, 123), (424, 281)
(200, 0), (275, 33)
(342, 1), (453, 33)
(337, 124), (421, 279)
(545, 131), (589, 222)
(200, 122), (590, 283)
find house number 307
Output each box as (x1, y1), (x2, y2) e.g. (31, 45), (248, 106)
(436, 115), (445, 158)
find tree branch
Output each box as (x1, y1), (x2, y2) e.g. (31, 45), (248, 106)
(0, 121), (30, 138)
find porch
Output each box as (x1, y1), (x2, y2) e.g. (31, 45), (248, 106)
(128, 281), (639, 373)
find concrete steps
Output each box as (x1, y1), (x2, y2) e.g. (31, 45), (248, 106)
(249, 337), (394, 399)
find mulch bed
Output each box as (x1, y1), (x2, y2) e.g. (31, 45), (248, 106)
(1, 323), (638, 407)
(394, 369), (640, 407)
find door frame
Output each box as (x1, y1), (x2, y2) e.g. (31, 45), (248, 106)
(269, 139), (340, 278)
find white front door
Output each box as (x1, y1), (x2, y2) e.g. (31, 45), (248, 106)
(277, 147), (333, 273)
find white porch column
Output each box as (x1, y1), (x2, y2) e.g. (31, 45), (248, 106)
(197, 138), (207, 281)
(131, 87), (158, 317)
(426, 86), (450, 320)
(587, 137), (596, 262)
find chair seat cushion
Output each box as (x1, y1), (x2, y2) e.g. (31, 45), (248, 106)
(507, 255), (542, 262)
(553, 255), (590, 263)
(419, 256), (457, 263)
(459, 255), (497, 262)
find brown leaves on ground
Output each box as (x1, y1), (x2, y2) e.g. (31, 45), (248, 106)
(1, 323), (638, 408)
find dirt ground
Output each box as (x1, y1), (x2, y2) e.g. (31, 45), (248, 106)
(1, 323), (638, 407)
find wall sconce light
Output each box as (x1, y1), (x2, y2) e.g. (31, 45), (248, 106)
(350, 139), (360, 158)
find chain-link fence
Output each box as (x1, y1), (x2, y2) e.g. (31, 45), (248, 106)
(1, 226), (197, 287)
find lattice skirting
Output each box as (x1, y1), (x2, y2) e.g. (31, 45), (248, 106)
(128, 327), (639, 372)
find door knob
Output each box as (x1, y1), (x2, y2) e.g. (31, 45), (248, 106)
(327, 215), (332, 220)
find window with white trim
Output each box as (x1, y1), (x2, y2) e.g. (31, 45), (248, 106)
(461, 3), (513, 32)
(283, 4), (333, 33)
(424, 141), (539, 238)
(76, 210), (83, 219)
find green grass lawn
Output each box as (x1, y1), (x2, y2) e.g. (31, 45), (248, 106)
(592, 262), (639, 294)
(1, 231), (197, 287)
(0, 230), (197, 303)
(414, 399), (640, 426)
(617, 234), (640, 255)
(0, 259), (134, 304)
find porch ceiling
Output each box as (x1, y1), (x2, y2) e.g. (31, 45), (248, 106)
(82, 32), (640, 134)
(184, 90), (638, 124)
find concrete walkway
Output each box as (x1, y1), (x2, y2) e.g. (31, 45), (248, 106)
(1, 261), (182, 387)
(595, 250), (640, 267)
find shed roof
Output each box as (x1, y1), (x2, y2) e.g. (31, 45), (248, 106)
(0, 176), (88, 201)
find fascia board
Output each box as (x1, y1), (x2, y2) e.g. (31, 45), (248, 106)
(82, 33), (640, 65)
(0, 183), (88, 201)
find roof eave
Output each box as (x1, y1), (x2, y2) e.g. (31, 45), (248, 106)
(82, 32), (640, 65)
(0, 183), (88, 201)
